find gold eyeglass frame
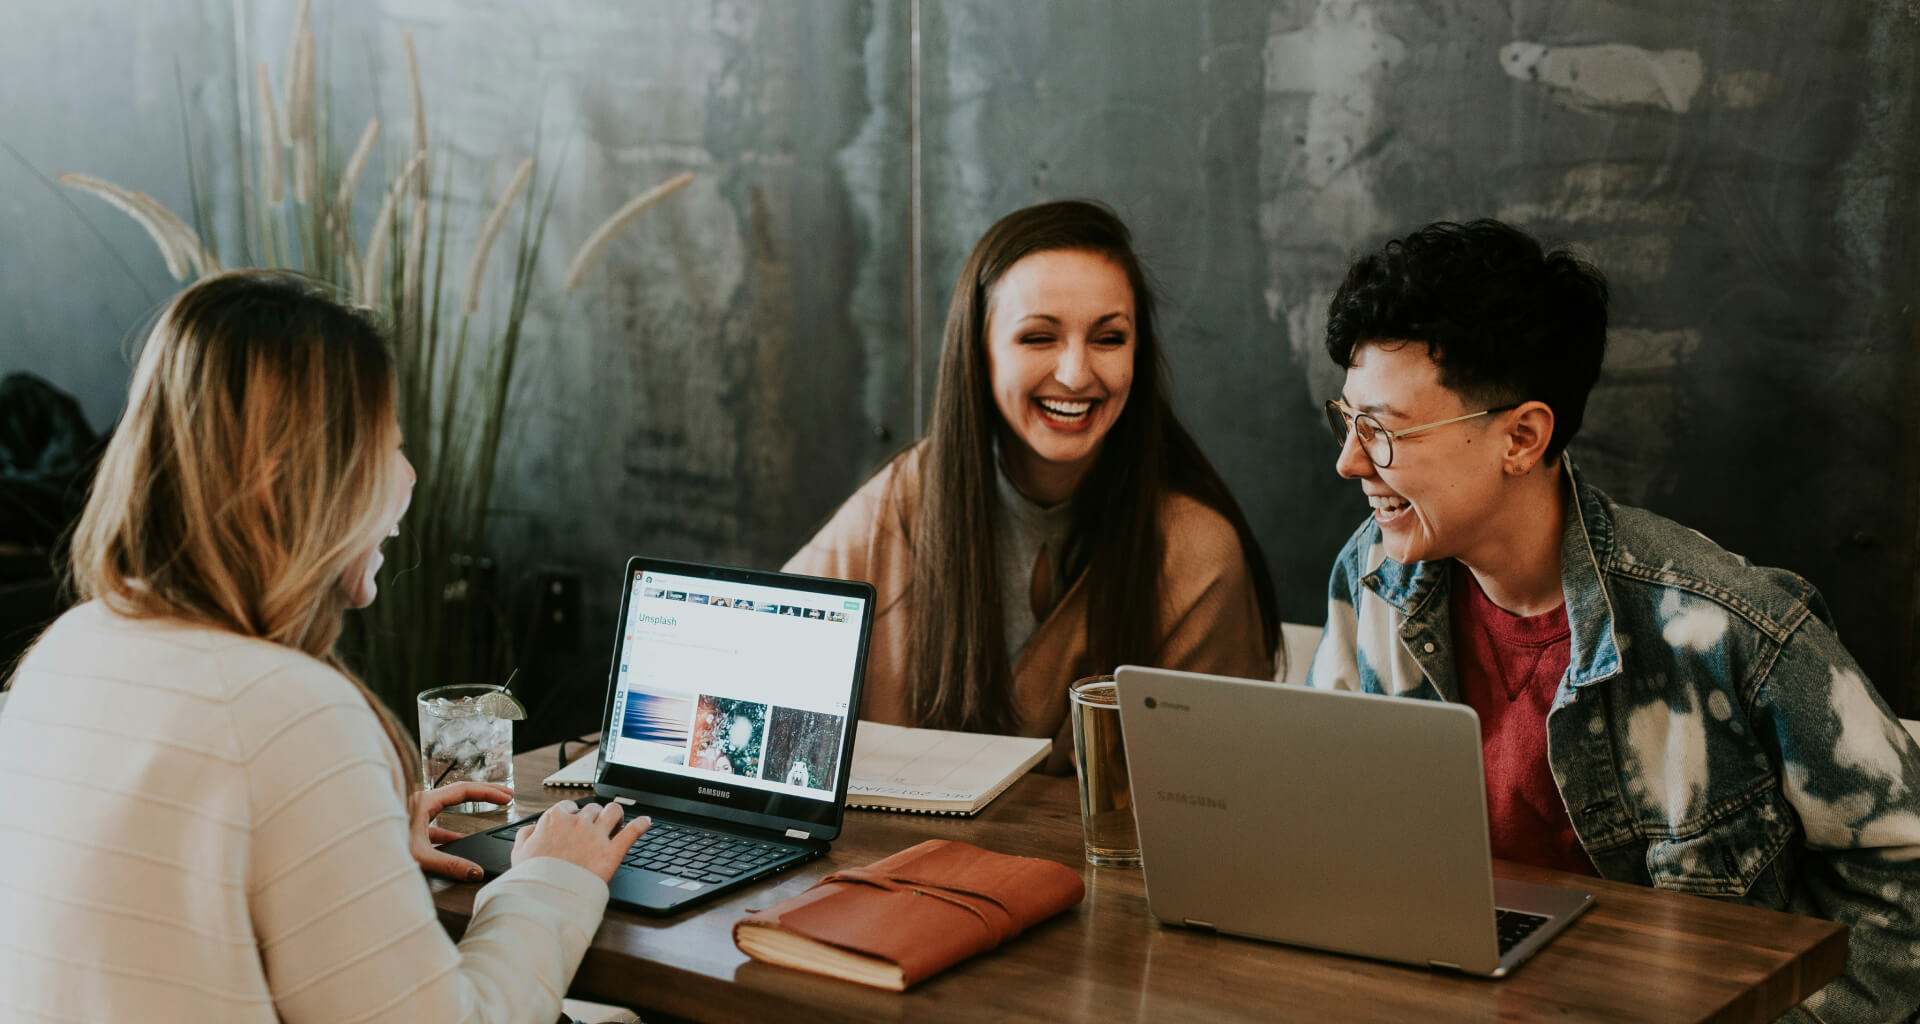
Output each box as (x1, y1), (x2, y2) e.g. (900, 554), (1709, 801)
(1324, 398), (1518, 468)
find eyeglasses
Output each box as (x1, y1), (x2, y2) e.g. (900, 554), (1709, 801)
(1324, 399), (1518, 468)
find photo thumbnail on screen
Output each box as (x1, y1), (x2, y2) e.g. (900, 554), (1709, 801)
(760, 707), (848, 792)
(689, 695), (768, 777)
(618, 689), (695, 767)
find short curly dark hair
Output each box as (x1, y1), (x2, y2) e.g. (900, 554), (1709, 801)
(1325, 219), (1608, 462)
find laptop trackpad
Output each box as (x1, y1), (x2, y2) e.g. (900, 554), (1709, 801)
(1490, 877), (1595, 974)
(1494, 877), (1594, 919)
(612, 868), (709, 910)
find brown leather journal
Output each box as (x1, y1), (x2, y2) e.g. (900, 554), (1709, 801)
(732, 838), (1085, 990)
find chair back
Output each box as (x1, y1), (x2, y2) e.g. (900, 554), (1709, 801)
(1277, 622), (1325, 684)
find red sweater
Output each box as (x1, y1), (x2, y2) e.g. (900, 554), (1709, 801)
(1450, 564), (1596, 876)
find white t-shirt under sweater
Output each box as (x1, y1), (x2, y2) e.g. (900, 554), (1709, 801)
(0, 601), (609, 1023)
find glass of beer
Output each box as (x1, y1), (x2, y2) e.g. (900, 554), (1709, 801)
(1070, 674), (1140, 867)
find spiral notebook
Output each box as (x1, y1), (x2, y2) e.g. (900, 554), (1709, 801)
(547, 722), (1049, 816)
(543, 751), (602, 788)
(844, 722), (1051, 816)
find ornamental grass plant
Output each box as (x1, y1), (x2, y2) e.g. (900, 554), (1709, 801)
(59, 1), (690, 717)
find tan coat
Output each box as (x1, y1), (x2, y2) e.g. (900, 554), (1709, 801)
(785, 444), (1272, 774)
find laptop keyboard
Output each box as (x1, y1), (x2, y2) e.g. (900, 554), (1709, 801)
(497, 815), (797, 885)
(1495, 909), (1550, 953)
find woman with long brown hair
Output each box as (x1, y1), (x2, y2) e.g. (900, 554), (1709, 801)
(0, 271), (647, 1022)
(787, 200), (1278, 770)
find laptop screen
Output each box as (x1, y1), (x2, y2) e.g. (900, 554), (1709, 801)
(595, 558), (873, 834)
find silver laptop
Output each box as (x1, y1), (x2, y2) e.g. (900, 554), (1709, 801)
(1114, 666), (1594, 977)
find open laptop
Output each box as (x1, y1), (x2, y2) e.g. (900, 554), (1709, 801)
(440, 556), (875, 915)
(1113, 666), (1594, 977)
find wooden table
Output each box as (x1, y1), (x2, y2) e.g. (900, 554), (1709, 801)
(428, 744), (1847, 1023)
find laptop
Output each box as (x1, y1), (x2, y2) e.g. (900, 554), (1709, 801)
(1113, 666), (1594, 977)
(440, 556), (875, 915)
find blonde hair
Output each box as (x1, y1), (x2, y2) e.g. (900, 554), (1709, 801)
(70, 269), (420, 792)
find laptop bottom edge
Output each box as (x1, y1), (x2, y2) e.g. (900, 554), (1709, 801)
(608, 844), (824, 915)
(1488, 878), (1596, 977)
(1155, 879), (1597, 980)
(437, 813), (826, 915)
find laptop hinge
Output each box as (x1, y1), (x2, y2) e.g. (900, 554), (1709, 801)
(1183, 919), (1216, 933)
(785, 828), (810, 840)
(613, 796), (636, 806)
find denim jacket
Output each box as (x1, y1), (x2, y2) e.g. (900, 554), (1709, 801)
(1307, 460), (1920, 1024)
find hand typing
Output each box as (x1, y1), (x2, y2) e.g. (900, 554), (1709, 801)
(513, 799), (652, 882)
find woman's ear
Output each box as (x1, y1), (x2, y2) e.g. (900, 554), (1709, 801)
(1504, 401), (1556, 475)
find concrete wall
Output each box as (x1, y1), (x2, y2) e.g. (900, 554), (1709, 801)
(5, 1), (1917, 713)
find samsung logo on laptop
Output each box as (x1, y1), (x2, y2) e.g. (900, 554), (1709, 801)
(1157, 790), (1228, 810)
(1141, 696), (1191, 711)
(697, 786), (731, 799)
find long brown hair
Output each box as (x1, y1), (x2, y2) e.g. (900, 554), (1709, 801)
(904, 199), (1278, 732)
(66, 270), (421, 791)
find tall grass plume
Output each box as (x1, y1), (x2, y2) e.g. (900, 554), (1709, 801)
(55, 8), (692, 716)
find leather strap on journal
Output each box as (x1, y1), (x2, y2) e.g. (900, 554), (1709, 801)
(733, 839), (1084, 988)
(819, 863), (1022, 943)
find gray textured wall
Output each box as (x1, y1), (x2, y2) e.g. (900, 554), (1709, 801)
(917, 1), (1920, 712)
(5, 1), (1917, 713)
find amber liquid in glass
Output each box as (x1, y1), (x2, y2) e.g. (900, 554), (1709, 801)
(1071, 678), (1140, 866)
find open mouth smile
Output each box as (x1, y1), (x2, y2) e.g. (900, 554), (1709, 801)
(1035, 397), (1097, 426)
(1369, 494), (1411, 525)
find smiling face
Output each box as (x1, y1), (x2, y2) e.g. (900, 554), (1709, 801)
(984, 248), (1136, 503)
(1335, 340), (1513, 566)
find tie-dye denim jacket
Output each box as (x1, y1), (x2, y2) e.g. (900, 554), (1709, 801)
(1307, 461), (1920, 1024)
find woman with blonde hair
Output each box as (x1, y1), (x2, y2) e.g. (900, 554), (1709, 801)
(0, 271), (647, 1022)
(787, 200), (1279, 771)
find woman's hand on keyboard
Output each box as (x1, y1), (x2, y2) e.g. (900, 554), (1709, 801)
(512, 799), (653, 882)
(410, 781), (515, 881)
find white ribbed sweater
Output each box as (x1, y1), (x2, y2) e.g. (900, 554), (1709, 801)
(0, 601), (608, 1023)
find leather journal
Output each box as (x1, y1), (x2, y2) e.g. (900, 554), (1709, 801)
(731, 839), (1085, 990)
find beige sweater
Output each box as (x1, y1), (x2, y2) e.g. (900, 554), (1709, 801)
(0, 601), (607, 1023)
(786, 445), (1272, 774)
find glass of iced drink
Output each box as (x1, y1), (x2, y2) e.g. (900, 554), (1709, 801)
(1069, 674), (1140, 867)
(416, 684), (516, 813)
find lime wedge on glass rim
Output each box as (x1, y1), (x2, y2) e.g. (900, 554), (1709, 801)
(475, 689), (527, 720)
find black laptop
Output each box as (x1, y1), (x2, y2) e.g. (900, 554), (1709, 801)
(439, 556), (875, 914)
